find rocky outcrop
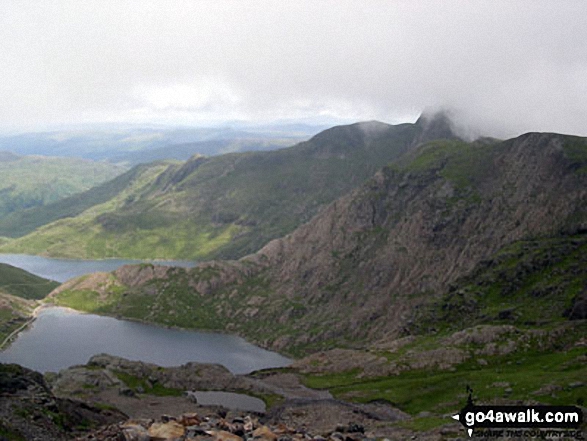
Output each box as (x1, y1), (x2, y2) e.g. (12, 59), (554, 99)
(247, 132), (587, 348)
(0, 363), (125, 440)
(44, 354), (413, 439)
(567, 289), (587, 320)
(50, 354), (258, 402)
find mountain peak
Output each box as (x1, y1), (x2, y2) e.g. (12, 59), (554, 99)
(414, 110), (460, 145)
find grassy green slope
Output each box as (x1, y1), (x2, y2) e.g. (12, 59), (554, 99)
(0, 263), (58, 344)
(0, 161), (178, 258)
(0, 152), (123, 221)
(166, 122), (420, 258)
(0, 121), (427, 260)
(0, 162), (158, 238)
(0, 263), (59, 300)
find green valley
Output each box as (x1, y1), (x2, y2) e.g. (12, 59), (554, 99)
(0, 152), (123, 221)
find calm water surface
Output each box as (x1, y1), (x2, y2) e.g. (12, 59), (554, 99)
(0, 307), (291, 374)
(0, 253), (196, 282)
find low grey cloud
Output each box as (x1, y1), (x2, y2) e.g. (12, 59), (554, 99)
(1, 0), (586, 137)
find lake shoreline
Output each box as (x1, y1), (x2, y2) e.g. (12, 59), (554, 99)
(45, 303), (296, 364)
(46, 302), (294, 361)
(0, 305), (291, 374)
(0, 253), (197, 283)
(0, 303), (45, 351)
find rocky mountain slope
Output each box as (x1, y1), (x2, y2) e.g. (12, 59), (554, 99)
(49, 131), (587, 355)
(0, 116), (450, 260)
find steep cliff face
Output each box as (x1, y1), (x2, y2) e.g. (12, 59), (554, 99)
(246, 133), (587, 346)
(51, 132), (587, 354)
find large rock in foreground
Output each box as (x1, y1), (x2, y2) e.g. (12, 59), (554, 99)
(0, 363), (126, 440)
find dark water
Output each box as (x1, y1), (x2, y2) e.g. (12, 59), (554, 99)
(0, 253), (196, 282)
(0, 307), (291, 374)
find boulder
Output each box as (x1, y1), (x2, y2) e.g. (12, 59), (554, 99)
(148, 421), (185, 440)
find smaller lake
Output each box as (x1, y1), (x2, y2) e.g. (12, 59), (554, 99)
(0, 254), (196, 283)
(0, 307), (291, 374)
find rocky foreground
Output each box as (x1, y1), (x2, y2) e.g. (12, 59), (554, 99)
(81, 411), (389, 441)
(0, 363), (125, 440)
(3, 344), (586, 440)
(46, 354), (421, 439)
(3, 354), (457, 441)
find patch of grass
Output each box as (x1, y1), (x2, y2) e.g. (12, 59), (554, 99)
(92, 402), (119, 412)
(413, 234), (587, 334)
(113, 371), (183, 397)
(0, 424), (25, 441)
(0, 154), (123, 223)
(302, 345), (587, 417)
(401, 139), (495, 192)
(53, 290), (104, 312)
(0, 263), (59, 300)
(393, 416), (448, 431)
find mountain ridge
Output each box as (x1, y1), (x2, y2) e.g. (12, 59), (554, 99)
(0, 117), (453, 260)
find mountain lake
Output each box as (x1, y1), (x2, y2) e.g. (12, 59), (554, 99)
(0, 255), (291, 378)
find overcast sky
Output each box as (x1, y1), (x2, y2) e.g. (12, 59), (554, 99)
(1, 1), (586, 137)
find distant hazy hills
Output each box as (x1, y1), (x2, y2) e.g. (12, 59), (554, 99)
(0, 124), (323, 166)
(0, 116), (452, 259)
(0, 153), (123, 221)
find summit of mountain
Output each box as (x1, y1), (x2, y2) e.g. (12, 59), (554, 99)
(413, 110), (460, 144)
